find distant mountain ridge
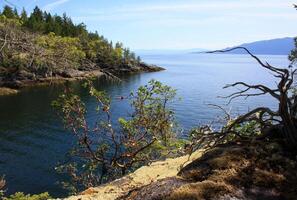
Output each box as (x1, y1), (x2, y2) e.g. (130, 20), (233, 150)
(220, 37), (295, 55)
(138, 38), (295, 56)
(135, 48), (207, 55)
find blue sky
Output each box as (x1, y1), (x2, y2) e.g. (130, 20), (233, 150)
(1, 0), (297, 50)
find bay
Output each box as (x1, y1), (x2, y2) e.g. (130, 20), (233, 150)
(0, 53), (289, 197)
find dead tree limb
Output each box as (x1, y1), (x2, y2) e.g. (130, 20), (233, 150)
(202, 47), (297, 151)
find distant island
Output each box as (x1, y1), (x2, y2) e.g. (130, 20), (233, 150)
(140, 38), (295, 56)
(135, 48), (207, 55)
(193, 37), (295, 55)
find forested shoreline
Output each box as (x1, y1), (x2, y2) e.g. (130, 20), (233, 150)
(0, 5), (163, 90)
(0, 3), (297, 200)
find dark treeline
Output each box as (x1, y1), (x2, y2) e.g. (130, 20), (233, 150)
(2, 5), (87, 37)
(0, 5), (147, 87)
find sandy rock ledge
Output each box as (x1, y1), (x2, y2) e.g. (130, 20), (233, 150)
(60, 151), (204, 200)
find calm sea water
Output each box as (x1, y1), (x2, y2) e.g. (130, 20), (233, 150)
(0, 53), (289, 197)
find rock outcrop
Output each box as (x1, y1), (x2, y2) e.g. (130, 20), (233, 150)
(0, 63), (164, 95)
(61, 151), (203, 200)
(62, 140), (297, 200)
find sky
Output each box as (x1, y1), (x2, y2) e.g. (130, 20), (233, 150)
(1, 0), (297, 50)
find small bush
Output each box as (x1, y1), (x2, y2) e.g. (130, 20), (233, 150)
(3, 192), (50, 200)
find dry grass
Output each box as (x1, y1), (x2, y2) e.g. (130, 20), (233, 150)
(166, 180), (234, 200)
(61, 140), (297, 200)
(123, 140), (297, 200)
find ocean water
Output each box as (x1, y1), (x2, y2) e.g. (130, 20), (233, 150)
(0, 53), (290, 197)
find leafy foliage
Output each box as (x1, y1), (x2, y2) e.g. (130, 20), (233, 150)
(289, 37), (297, 65)
(35, 32), (86, 70)
(53, 80), (184, 193)
(0, 15), (85, 79)
(2, 192), (50, 200)
(0, 5), (142, 82)
(0, 177), (49, 200)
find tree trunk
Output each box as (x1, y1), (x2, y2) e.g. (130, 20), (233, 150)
(279, 95), (297, 151)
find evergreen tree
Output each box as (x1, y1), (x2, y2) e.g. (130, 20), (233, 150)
(26, 6), (44, 31)
(123, 48), (130, 61)
(137, 56), (141, 63)
(75, 23), (87, 37)
(130, 52), (136, 60)
(31, 6), (43, 21)
(44, 12), (54, 33)
(109, 41), (113, 50)
(13, 7), (18, 18)
(0, 5), (141, 74)
(2, 5), (15, 18)
(88, 31), (100, 40)
(52, 15), (63, 35)
(115, 42), (123, 49)
(20, 8), (28, 22)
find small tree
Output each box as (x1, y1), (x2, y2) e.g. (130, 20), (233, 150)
(53, 80), (184, 193)
(20, 8), (27, 22)
(2, 5), (15, 19)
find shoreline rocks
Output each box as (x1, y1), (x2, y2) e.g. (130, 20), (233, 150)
(0, 63), (164, 96)
(0, 69), (104, 93)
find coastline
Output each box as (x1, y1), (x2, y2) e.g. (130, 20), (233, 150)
(0, 69), (104, 96)
(0, 64), (165, 96)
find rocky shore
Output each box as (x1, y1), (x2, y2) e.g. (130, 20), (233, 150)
(0, 63), (164, 96)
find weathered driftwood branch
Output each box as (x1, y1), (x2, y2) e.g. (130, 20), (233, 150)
(196, 47), (297, 152)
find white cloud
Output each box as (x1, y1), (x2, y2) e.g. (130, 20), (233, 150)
(43, 0), (71, 11)
(65, 0), (297, 49)
(115, 1), (291, 13)
(83, 1), (294, 15)
(230, 12), (297, 20)
(72, 0), (296, 23)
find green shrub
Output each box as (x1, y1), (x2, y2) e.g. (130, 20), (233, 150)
(3, 192), (50, 200)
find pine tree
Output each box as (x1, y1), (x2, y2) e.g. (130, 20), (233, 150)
(26, 6), (44, 31)
(137, 56), (141, 63)
(44, 12), (54, 33)
(2, 5), (15, 18)
(20, 8), (28, 22)
(52, 15), (63, 35)
(13, 7), (18, 18)
(31, 6), (43, 21)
